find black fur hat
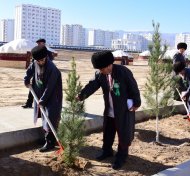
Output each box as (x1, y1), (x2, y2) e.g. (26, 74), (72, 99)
(36, 38), (46, 43)
(173, 61), (186, 74)
(91, 51), (114, 69)
(177, 42), (187, 50)
(31, 45), (48, 60)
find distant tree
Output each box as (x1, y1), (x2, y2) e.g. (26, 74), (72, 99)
(58, 57), (85, 166)
(143, 21), (174, 143)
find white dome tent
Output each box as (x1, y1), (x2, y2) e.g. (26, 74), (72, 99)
(0, 39), (37, 69)
(112, 50), (129, 57)
(0, 39), (36, 53)
(0, 39), (57, 69)
(163, 49), (178, 59)
(112, 50), (133, 65)
(139, 50), (151, 57)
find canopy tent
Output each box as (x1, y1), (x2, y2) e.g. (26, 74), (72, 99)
(0, 39), (36, 53)
(112, 50), (129, 57)
(139, 50), (151, 57)
(163, 49), (177, 59)
(112, 50), (133, 65)
(139, 49), (179, 60)
(0, 39), (57, 54)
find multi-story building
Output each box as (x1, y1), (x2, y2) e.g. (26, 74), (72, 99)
(88, 29), (119, 48)
(104, 31), (119, 48)
(61, 24), (85, 46)
(0, 19), (14, 42)
(88, 29), (105, 47)
(14, 4), (61, 45)
(112, 33), (149, 52)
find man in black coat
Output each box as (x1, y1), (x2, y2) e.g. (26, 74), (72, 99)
(77, 51), (141, 169)
(173, 42), (187, 64)
(173, 42), (188, 101)
(22, 38), (54, 108)
(24, 45), (62, 152)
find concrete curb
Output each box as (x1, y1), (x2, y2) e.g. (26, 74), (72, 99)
(0, 127), (43, 150)
(0, 103), (185, 150)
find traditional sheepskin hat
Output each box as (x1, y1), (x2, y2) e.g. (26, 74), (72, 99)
(173, 61), (186, 74)
(36, 38), (46, 43)
(177, 42), (187, 50)
(91, 51), (114, 69)
(31, 45), (48, 60)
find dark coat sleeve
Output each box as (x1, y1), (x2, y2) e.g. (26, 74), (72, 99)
(24, 62), (35, 85)
(184, 68), (190, 98)
(173, 53), (186, 64)
(125, 68), (141, 108)
(47, 50), (54, 61)
(78, 71), (101, 100)
(39, 64), (61, 105)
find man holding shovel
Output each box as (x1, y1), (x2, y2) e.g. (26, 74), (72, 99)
(24, 45), (63, 152)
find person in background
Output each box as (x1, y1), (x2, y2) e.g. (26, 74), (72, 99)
(173, 42), (187, 64)
(24, 45), (62, 152)
(173, 61), (190, 116)
(36, 38), (54, 61)
(22, 38), (54, 108)
(77, 51), (141, 170)
(173, 42), (188, 101)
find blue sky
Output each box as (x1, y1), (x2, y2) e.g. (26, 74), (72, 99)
(0, 0), (189, 33)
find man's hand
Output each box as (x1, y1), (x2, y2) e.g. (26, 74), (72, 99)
(129, 106), (139, 111)
(182, 95), (187, 100)
(25, 84), (31, 88)
(39, 99), (45, 106)
(76, 96), (81, 101)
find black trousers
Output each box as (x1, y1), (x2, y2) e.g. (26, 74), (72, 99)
(25, 78), (35, 106)
(25, 91), (33, 105)
(45, 131), (56, 145)
(102, 116), (128, 158)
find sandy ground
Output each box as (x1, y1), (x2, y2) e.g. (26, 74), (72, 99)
(0, 50), (189, 176)
(0, 115), (189, 176)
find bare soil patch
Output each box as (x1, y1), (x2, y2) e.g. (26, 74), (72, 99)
(0, 115), (189, 176)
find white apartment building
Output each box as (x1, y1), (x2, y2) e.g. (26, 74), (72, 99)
(112, 33), (149, 52)
(140, 32), (153, 41)
(88, 29), (105, 47)
(104, 31), (119, 48)
(0, 19), (14, 42)
(88, 29), (119, 48)
(61, 24), (85, 46)
(175, 33), (190, 52)
(14, 4), (61, 45)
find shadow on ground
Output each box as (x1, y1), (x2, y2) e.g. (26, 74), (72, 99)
(135, 128), (190, 145)
(80, 145), (171, 176)
(0, 155), (57, 176)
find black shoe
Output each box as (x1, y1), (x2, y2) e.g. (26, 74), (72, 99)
(96, 151), (113, 161)
(112, 157), (126, 170)
(21, 104), (32, 108)
(39, 142), (55, 152)
(183, 115), (189, 119)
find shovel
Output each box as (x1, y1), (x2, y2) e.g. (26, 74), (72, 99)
(176, 88), (190, 122)
(28, 85), (64, 154)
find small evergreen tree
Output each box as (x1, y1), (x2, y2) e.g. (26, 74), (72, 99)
(58, 57), (85, 166)
(143, 21), (174, 143)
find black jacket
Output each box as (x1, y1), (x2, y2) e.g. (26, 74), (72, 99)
(79, 64), (141, 145)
